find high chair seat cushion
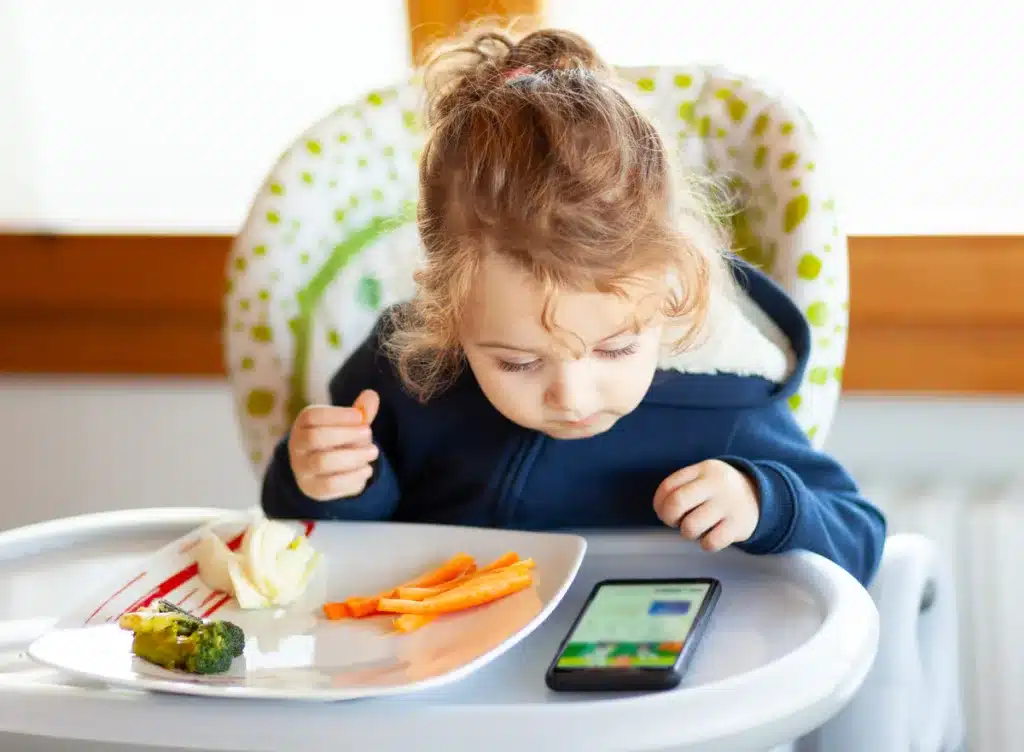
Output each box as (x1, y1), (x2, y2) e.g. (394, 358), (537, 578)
(225, 65), (848, 473)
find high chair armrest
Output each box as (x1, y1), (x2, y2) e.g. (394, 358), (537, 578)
(797, 533), (965, 752)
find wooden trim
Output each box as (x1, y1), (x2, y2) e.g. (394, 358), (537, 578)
(844, 324), (1024, 394)
(1, 235), (226, 376)
(3, 233), (1024, 393)
(406, 0), (545, 64)
(840, 235), (1024, 394)
(847, 235), (1024, 326)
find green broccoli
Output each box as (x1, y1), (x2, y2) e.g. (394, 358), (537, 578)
(156, 601), (244, 658)
(130, 626), (187, 671)
(119, 607), (245, 675)
(205, 619), (246, 658)
(181, 626), (235, 674)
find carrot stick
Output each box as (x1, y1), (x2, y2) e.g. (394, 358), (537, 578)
(344, 596), (381, 618)
(322, 602), (351, 620)
(494, 556), (533, 572)
(394, 587), (439, 601)
(393, 614), (437, 633)
(378, 569), (533, 615)
(322, 553), (478, 620)
(478, 551), (520, 572)
(395, 559), (536, 601)
(395, 553), (476, 590)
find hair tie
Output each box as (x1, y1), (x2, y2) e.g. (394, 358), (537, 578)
(502, 65), (534, 82)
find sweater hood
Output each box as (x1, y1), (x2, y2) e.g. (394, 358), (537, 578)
(646, 262), (810, 409)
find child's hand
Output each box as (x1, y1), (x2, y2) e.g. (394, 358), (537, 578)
(652, 460), (760, 552)
(288, 390), (381, 501)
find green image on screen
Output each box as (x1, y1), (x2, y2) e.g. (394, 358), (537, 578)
(556, 583), (710, 669)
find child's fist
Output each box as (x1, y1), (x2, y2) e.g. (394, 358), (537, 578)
(288, 390), (381, 501)
(652, 460), (760, 552)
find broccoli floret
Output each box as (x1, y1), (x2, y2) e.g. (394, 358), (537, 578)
(179, 622), (238, 676)
(182, 627), (235, 674)
(130, 627), (189, 671)
(121, 610), (245, 675)
(206, 620), (246, 658)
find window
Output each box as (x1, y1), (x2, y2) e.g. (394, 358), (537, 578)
(547, 0), (1022, 235)
(0, 1), (411, 232)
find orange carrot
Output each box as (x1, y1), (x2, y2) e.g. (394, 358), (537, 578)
(377, 569), (533, 615)
(392, 614), (437, 633)
(396, 552), (476, 590)
(322, 602), (351, 620)
(495, 556), (534, 572)
(322, 553), (478, 620)
(478, 551), (520, 572)
(394, 587), (439, 601)
(344, 596), (381, 618)
(395, 559), (536, 601)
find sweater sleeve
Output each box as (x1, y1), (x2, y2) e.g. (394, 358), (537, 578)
(260, 324), (401, 522)
(717, 401), (887, 585)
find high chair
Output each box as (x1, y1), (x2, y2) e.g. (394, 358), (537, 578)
(224, 64), (963, 751)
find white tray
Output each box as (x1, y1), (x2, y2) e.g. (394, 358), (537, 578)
(0, 508), (879, 752)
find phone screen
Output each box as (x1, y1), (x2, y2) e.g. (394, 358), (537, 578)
(555, 582), (712, 669)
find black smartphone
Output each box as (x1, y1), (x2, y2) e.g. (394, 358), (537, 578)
(545, 577), (721, 692)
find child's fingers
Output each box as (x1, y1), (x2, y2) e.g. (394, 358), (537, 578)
(678, 499), (724, 542)
(296, 404), (366, 428)
(299, 466), (375, 501)
(353, 389), (381, 425)
(291, 424), (372, 453)
(293, 444), (379, 477)
(697, 519), (737, 553)
(652, 464), (703, 512)
(654, 476), (711, 528)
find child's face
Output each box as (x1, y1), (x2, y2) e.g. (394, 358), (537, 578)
(461, 253), (665, 440)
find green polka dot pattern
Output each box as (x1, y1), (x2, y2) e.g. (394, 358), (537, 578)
(619, 65), (849, 449)
(226, 81), (426, 472)
(226, 67), (848, 471)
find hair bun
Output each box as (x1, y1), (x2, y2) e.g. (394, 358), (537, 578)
(421, 26), (608, 125)
(506, 28), (605, 74)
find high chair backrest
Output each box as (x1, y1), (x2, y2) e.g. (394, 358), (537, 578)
(225, 65), (849, 473)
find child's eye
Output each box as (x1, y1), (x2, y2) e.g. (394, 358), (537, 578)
(497, 359), (540, 373)
(596, 342), (639, 359)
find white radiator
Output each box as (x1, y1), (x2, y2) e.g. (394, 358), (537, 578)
(859, 476), (1024, 752)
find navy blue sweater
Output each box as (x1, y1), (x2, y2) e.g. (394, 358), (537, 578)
(262, 266), (886, 585)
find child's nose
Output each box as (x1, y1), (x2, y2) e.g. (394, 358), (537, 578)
(545, 364), (599, 416)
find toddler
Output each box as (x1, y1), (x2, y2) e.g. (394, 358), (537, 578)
(261, 27), (886, 585)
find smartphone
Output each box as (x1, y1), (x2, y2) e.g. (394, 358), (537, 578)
(545, 578), (721, 692)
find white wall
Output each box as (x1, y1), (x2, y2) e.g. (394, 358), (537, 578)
(0, 379), (257, 530)
(548, 0), (1024, 236)
(0, 0), (411, 233)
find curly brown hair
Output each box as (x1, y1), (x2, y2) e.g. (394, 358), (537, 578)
(385, 24), (733, 401)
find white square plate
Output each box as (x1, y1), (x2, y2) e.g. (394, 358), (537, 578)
(27, 511), (587, 701)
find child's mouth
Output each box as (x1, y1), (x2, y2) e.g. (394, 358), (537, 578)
(555, 412), (602, 429)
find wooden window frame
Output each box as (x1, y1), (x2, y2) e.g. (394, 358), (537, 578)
(4, 233), (1023, 393)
